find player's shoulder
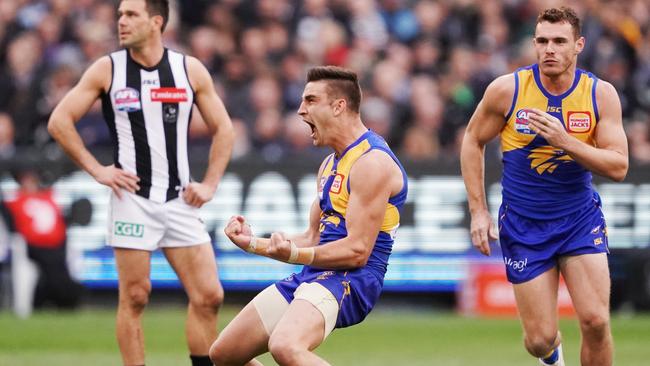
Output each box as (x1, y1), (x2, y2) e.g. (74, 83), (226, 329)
(480, 73), (516, 115)
(594, 77), (618, 100)
(182, 54), (212, 91)
(80, 56), (113, 92)
(352, 149), (398, 180)
(88, 55), (113, 74)
(485, 73), (516, 99)
(183, 54), (209, 74)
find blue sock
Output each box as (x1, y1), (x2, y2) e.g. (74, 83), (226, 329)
(541, 347), (559, 364)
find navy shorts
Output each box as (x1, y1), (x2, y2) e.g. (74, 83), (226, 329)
(498, 199), (609, 284)
(275, 266), (383, 328)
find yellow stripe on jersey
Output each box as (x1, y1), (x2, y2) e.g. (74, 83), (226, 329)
(320, 139), (400, 235)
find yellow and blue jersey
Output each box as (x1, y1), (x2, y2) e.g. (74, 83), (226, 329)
(501, 64), (601, 219)
(317, 130), (408, 276)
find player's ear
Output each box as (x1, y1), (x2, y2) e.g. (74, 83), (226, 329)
(151, 14), (164, 32)
(332, 98), (346, 117)
(575, 36), (585, 55)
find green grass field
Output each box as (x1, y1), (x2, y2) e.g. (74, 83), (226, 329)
(1, 305), (649, 365)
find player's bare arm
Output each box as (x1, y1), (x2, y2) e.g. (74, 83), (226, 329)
(223, 154), (333, 254)
(461, 74), (513, 256)
(47, 56), (140, 198)
(183, 56), (235, 207)
(527, 81), (628, 182)
(290, 150), (401, 268)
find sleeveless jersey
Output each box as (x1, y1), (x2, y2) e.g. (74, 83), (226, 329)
(101, 48), (194, 203)
(501, 64), (600, 219)
(316, 130), (408, 277)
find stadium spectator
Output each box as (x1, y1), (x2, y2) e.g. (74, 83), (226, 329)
(0, 113), (15, 160)
(2, 167), (85, 309)
(0, 0), (649, 162)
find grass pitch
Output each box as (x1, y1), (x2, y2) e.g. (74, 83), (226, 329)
(1, 305), (649, 365)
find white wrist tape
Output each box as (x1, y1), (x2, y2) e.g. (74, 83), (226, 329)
(246, 235), (258, 253)
(288, 240), (299, 262)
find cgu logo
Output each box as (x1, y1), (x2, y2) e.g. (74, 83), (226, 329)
(504, 257), (528, 272)
(114, 221), (144, 237)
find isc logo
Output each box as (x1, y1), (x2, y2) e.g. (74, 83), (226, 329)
(114, 221), (144, 237)
(547, 106), (562, 113)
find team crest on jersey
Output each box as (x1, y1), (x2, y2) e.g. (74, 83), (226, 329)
(567, 111), (592, 133)
(528, 147), (573, 174)
(330, 174), (345, 194)
(514, 109), (535, 135)
(114, 87), (141, 112)
(163, 104), (178, 124)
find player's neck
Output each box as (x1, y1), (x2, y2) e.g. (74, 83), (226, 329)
(128, 39), (165, 68)
(331, 118), (368, 157)
(539, 66), (576, 95)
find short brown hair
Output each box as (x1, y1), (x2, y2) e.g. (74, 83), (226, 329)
(146, 0), (169, 32)
(307, 66), (362, 113)
(537, 7), (581, 40)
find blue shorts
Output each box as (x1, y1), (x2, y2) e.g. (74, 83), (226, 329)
(498, 198), (609, 284)
(274, 266), (383, 328)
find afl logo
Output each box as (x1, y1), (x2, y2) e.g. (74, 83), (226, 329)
(514, 109), (535, 135)
(114, 87), (141, 112)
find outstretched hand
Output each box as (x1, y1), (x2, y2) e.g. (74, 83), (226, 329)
(94, 165), (140, 199)
(224, 215), (253, 250)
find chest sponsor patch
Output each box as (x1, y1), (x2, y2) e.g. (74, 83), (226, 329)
(151, 88), (188, 103)
(113, 87), (141, 112)
(514, 109), (535, 135)
(567, 111), (592, 133)
(330, 174), (345, 194)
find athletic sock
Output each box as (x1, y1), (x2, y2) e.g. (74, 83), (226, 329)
(190, 354), (213, 366)
(541, 347), (559, 365)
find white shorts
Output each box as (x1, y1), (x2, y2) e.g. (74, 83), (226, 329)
(253, 283), (339, 340)
(107, 191), (210, 251)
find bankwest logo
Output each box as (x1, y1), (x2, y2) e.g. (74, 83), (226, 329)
(114, 221), (144, 237)
(151, 88), (188, 103)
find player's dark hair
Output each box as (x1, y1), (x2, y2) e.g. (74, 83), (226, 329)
(145, 0), (169, 32)
(307, 66), (362, 114)
(537, 7), (581, 40)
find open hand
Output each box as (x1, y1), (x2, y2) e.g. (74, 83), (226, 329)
(470, 209), (498, 256)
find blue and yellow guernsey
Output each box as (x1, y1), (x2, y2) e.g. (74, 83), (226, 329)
(502, 64), (601, 219)
(316, 130), (408, 277)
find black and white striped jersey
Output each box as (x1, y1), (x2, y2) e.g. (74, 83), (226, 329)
(101, 48), (194, 203)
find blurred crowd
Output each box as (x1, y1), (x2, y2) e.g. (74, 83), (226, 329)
(0, 0), (650, 164)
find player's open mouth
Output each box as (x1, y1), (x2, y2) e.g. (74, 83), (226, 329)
(304, 120), (316, 137)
